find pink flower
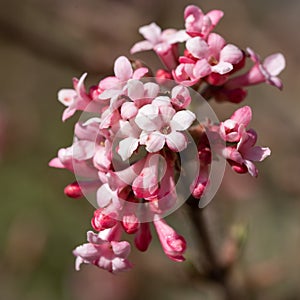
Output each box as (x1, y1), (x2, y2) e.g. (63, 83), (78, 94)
(171, 85), (192, 109)
(225, 48), (286, 90)
(130, 23), (188, 70)
(135, 101), (196, 152)
(58, 73), (102, 121)
(154, 218), (186, 262)
(73, 230), (132, 273)
(186, 34), (243, 75)
(219, 106), (252, 142)
(184, 5), (224, 39)
(172, 60), (210, 86)
(222, 129), (271, 177)
(98, 56), (148, 101)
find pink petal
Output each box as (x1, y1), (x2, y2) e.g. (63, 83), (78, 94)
(145, 132), (165, 152)
(207, 33), (226, 58)
(206, 10), (224, 27)
(144, 82), (160, 98)
(268, 76), (283, 90)
(58, 89), (76, 106)
(139, 22), (161, 44)
(96, 184), (117, 208)
(244, 146), (271, 162)
(111, 258), (133, 273)
(171, 110), (196, 131)
(193, 59), (211, 78)
(220, 44), (243, 64)
(243, 160), (258, 177)
(230, 106), (252, 127)
(121, 102), (138, 119)
(48, 157), (65, 168)
(166, 30), (190, 44)
(159, 105), (176, 124)
(186, 37), (209, 59)
(132, 67), (149, 79)
(263, 53), (286, 76)
(211, 61), (233, 74)
(114, 56), (133, 82)
(99, 76), (120, 90)
(72, 140), (95, 160)
(73, 243), (99, 261)
(130, 40), (154, 54)
(132, 153), (160, 198)
(166, 131), (187, 152)
(111, 241), (131, 258)
(62, 106), (76, 122)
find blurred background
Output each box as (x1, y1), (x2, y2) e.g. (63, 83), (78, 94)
(0, 0), (299, 299)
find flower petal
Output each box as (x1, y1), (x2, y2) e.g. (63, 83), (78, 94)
(186, 37), (209, 59)
(263, 53), (286, 76)
(207, 33), (226, 58)
(166, 131), (187, 152)
(220, 44), (243, 64)
(171, 110), (196, 131)
(130, 40), (154, 54)
(114, 56), (133, 81)
(230, 106), (252, 127)
(58, 89), (76, 106)
(145, 132), (165, 152)
(118, 137), (139, 161)
(139, 22), (161, 44)
(135, 104), (160, 131)
(211, 61), (233, 74)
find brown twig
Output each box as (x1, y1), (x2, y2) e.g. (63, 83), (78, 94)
(186, 198), (242, 300)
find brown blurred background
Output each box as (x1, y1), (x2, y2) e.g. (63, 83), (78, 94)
(0, 0), (299, 299)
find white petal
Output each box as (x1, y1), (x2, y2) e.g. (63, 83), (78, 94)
(135, 104), (160, 131)
(166, 131), (187, 152)
(58, 89), (76, 106)
(130, 40), (154, 54)
(118, 137), (139, 161)
(139, 22), (161, 44)
(186, 37), (209, 59)
(145, 132), (165, 152)
(171, 110), (196, 131)
(211, 61), (233, 74)
(263, 53), (286, 76)
(114, 56), (133, 81)
(127, 79), (144, 100)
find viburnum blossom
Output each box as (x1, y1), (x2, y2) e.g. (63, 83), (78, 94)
(50, 4), (285, 273)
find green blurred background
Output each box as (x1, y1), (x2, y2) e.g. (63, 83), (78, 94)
(0, 0), (299, 299)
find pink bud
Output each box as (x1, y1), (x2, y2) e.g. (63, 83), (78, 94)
(156, 69), (173, 85)
(64, 182), (83, 199)
(134, 223), (152, 252)
(154, 218), (186, 262)
(122, 213), (140, 234)
(91, 209), (117, 232)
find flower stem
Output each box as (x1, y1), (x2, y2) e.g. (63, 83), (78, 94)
(186, 199), (240, 300)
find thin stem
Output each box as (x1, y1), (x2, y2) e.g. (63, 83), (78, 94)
(186, 200), (240, 300)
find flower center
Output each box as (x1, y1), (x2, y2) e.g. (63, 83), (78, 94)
(160, 125), (171, 135)
(208, 56), (218, 66)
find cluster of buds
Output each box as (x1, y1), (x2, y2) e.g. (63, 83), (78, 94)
(50, 5), (285, 273)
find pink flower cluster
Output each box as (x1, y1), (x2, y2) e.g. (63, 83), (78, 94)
(131, 5), (285, 103)
(50, 5), (285, 273)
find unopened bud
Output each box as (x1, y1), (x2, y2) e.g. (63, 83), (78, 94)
(64, 182), (83, 199)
